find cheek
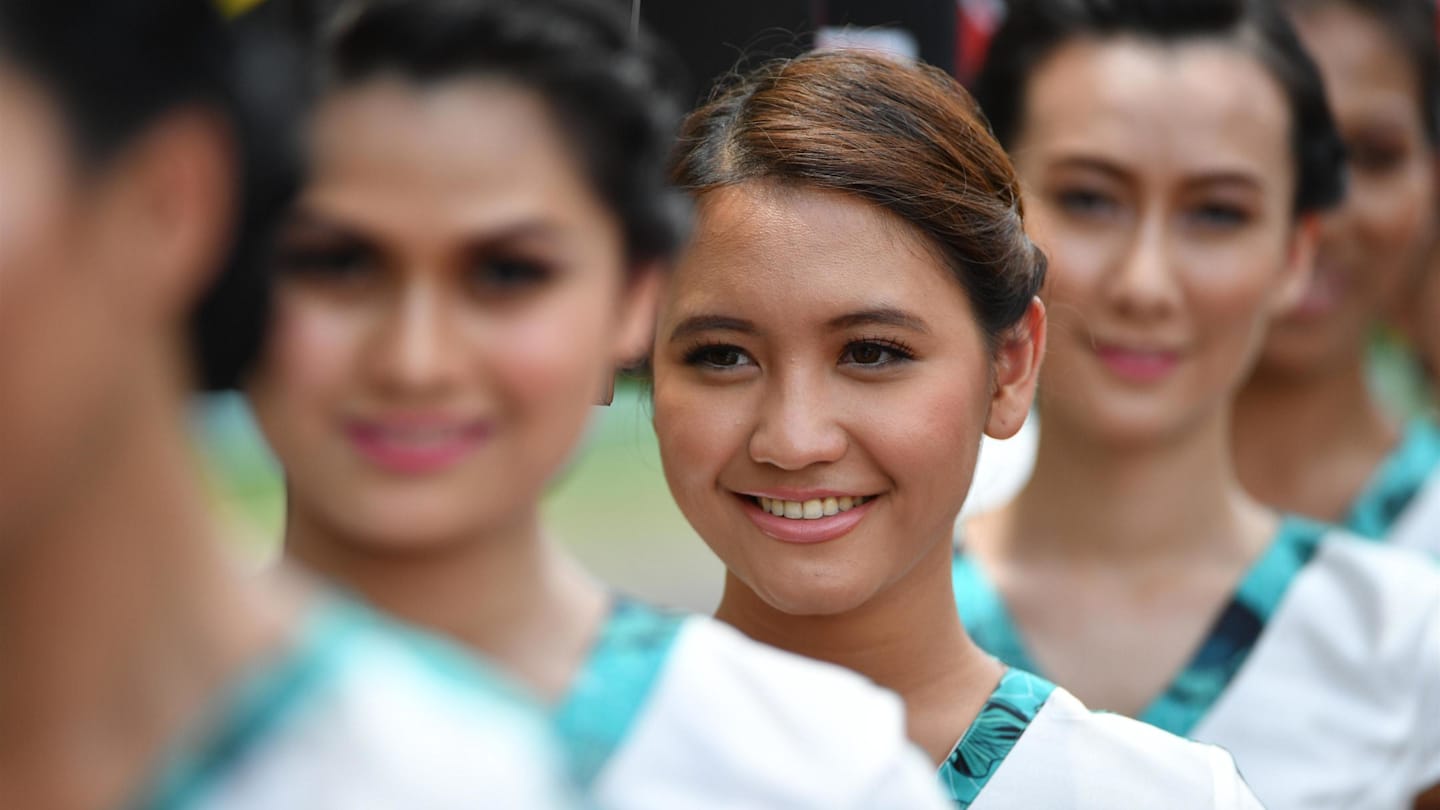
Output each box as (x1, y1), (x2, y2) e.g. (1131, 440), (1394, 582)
(487, 287), (618, 413)
(864, 373), (987, 506)
(1352, 168), (1434, 249)
(652, 372), (742, 501)
(248, 295), (362, 434)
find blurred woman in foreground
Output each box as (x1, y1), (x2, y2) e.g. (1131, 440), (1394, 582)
(0, 0), (573, 806)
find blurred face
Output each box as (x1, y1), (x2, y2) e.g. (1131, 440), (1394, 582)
(248, 78), (655, 551)
(0, 66), (153, 543)
(1260, 4), (1438, 374)
(1014, 39), (1310, 446)
(653, 183), (1039, 616)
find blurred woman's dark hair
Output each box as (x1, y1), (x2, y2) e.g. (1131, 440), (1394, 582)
(670, 50), (1046, 349)
(1284, 0), (1440, 145)
(0, 0), (305, 390)
(977, 0), (1347, 215)
(318, 0), (691, 267)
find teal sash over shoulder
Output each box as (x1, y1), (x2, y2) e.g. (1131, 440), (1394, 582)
(553, 599), (686, 789)
(939, 668), (1057, 807)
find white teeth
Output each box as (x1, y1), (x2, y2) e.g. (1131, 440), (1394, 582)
(754, 495), (872, 520)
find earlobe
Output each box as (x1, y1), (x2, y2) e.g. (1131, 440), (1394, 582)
(984, 297), (1047, 440)
(1272, 214), (1320, 315)
(597, 261), (664, 406)
(615, 261), (666, 366)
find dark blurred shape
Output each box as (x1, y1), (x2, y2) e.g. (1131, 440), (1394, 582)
(0, 0), (306, 390)
(638, 0), (955, 101)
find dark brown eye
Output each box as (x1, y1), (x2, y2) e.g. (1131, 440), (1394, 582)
(683, 343), (755, 370)
(469, 257), (552, 292)
(841, 340), (913, 367)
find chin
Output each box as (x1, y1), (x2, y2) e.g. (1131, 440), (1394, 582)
(744, 567), (881, 618)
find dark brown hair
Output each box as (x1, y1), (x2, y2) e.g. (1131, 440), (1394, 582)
(670, 50), (1045, 347)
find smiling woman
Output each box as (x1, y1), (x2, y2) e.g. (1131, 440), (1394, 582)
(654, 48), (1263, 807)
(952, 1), (1440, 808)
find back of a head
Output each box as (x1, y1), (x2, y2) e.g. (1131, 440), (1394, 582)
(319, 0), (690, 267)
(671, 50), (1046, 347)
(977, 0), (1346, 215)
(0, 0), (303, 390)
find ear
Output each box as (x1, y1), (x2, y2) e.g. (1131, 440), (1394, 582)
(98, 110), (236, 324)
(614, 260), (666, 365)
(984, 297), (1047, 440)
(1269, 213), (1320, 316)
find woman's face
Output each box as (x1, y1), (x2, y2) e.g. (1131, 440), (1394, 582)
(1013, 39), (1311, 446)
(247, 78), (657, 551)
(1260, 3), (1438, 375)
(652, 183), (1040, 616)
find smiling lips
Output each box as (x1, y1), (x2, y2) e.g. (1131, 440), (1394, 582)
(739, 492), (878, 544)
(346, 418), (493, 474)
(1095, 344), (1181, 383)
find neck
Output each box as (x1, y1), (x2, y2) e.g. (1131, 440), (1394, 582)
(1001, 406), (1269, 568)
(285, 504), (608, 701)
(0, 375), (281, 810)
(1233, 353), (1398, 515)
(715, 535), (1000, 764)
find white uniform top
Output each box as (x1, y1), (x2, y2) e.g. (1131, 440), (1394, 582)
(956, 518), (1440, 809)
(1342, 418), (1440, 554)
(955, 673), (1261, 809)
(556, 601), (951, 809)
(133, 596), (575, 809)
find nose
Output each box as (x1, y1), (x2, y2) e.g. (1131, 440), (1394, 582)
(747, 366), (848, 470)
(1107, 212), (1181, 320)
(368, 280), (463, 398)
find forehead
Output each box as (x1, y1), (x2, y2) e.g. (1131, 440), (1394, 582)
(666, 183), (971, 325)
(301, 76), (611, 237)
(1016, 38), (1292, 184)
(1293, 5), (1423, 128)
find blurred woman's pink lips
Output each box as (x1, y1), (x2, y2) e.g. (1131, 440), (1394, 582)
(735, 490), (879, 545)
(345, 417), (493, 474)
(1095, 344), (1181, 383)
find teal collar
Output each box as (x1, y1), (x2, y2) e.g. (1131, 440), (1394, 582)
(132, 597), (362, 809)
(552, 598), (685, 789)
(953, 516), (1327, 736)
(939, 668), (1057, 807)
(1344, 419), (1440, 539)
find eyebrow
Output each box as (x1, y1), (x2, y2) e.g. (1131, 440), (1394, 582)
(1051, 156), (1263, 192)
(667, 314), (758, 342)
(667, 307), (930, 343)
(828, 308), (931, 333)
(1049, 156), (1128, 180)
(284, 206), (570, 248)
